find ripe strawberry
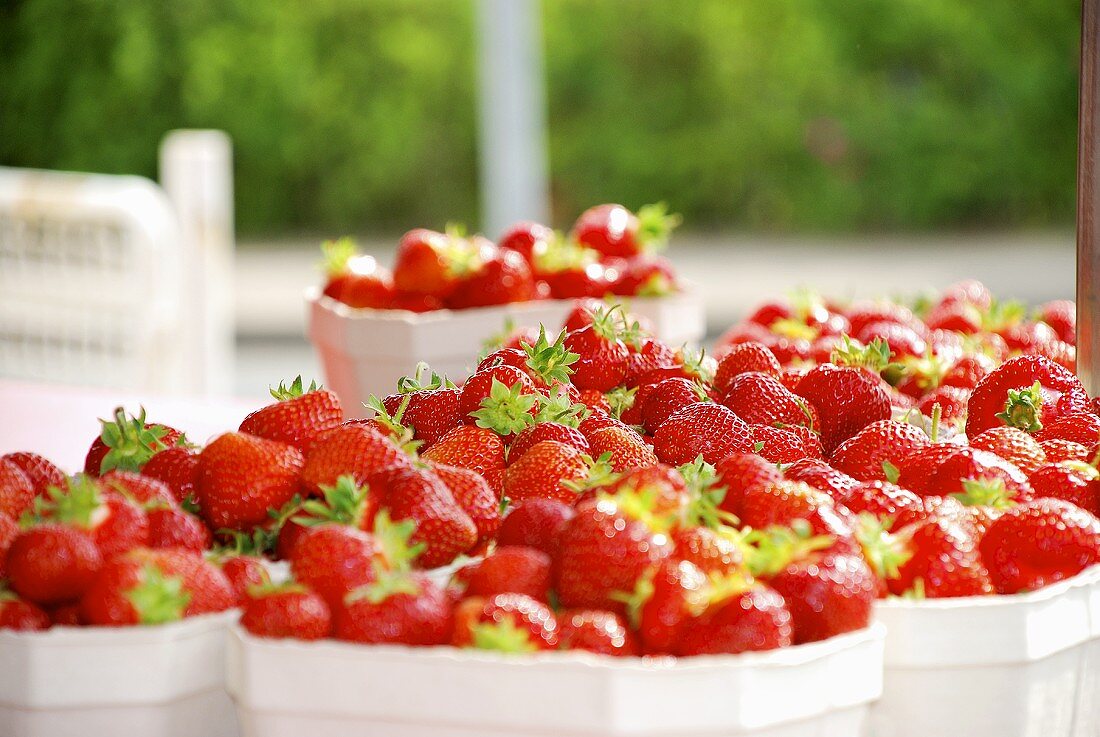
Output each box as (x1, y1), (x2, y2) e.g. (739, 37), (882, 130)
(925, 448), (1032, 501)
(373, 466), (478, 568)
(916, 386), (970, 429)
(894, 443), (964, 496)
(1038, 411), (1100, 446)
(454, 546), (552, 601)
(554, 492), (674, 610)
(714, 453), (783, 518)
(196, 433), (303, 530)
(750, 425), (817, 464)
(241, 584), (332, 640)
(941, 354), (997, 390)
(421, 425), (506, 478)
(965, 355), (1089, 437)
(392, 228), (471, 300)
(502, 440), (588, 504)
(829, 420), (930, 482)
(641, 378), (706, 434)
(219, 555), (271, 604)
(969, 427), (1047, 476)
(336, 572), (453, 645)
(27, 478), (150, 560)
(564, 318), (631, 392)
(84, 408), (185, 476)
(539, 259), (611, 298)
(572, 202), (679, 259)
(671, 525), (744, 574)
(428, 462), (501, 543)
(609, 254), (678, 296)
(653, 402), (753, 465)
(713, 342), (781, 396)
(625, 558), (707, 653)
(0, 458), (34, 519)
(856, 321), (926, 360)
(1038, 300), (1076, 344)
(290, 524), (379, 606)
(239, 377), (342, 454)
(579, 464), (689, 517)
(382, 382), (462, 449)
(320, 238), (394, 308)
(739, 482), (858, 557)
(498, 221), (553, 265)
(80, 548), (235, 625)
(782, 458), (859, 500)
(557, 609), (639, 656)
(863, 516), (993, 598)
(0, 590), (50, 631)
(1040, 438), (1090, 464)
(588, 425), (658, 472)
(845, 300), (917, 337)
(2, 452), (65, 497)
(148, 506), (211, 551)
(759, 548), (875, 644)
(795, 363), (891, 455)
(301, 424), (411, 496)
(98, 470), (176, 507)
(497, 499), (575, 556)
(1029, 462), (1100, 517)
(674, 584), (793, 656)
(980, 499), (1100, 593)
(836, 480), (923, 519)
(452, 593), (559, 651)
(0, 511), (18, 578)
(623, 337), (678, 386)
(141, 447), (200, 504)
(448, 248), (536, 308)
(509, 422), (589, 464)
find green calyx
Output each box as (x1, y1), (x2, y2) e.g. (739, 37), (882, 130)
(637, 272), (675, 297)
(677, 346), (716, 385)
(981, 299), (1026, 332)
(320, 237), (358, 277)
(995, 381), (1044, 433)
(897, 351), (947, 393)
(25, 475), (102, 529)
(831, 336), (893, 373)
(532, 387), (589, 427)
(364, 396), (422, 456)
(534, 233), (597, 273)
(769, 318), (818, 342)
(590, 304), (628, 342)
(854, 514), (911, 580)
(635, 202), (682, 251)
(270, 375), (321, 401)
(396, 362), (456, 393)
(604, 386), (637, 420)
(468, 618), (539, 654)
(611, 566), (657, 630)
(97, 406), (174, 474)
(266, 494), (305, 538)
(561, 452), (620, 495)
(347, 567), (422, 606)
(677, 456), (737, 528)
(882, 460), (901, 484)
(598, 485), (676, 534)
(295, 475), (371, 529)
(127, 564), (190, 625)
(441, 225), (484, 279)
(690, 569), (755, 616)
(372, 509), (425, 572)
(951, 477), (1016, 510)
(216, 527), (279, 557)
(522, 326), (580, 386)
(744, 520), (834, 578)
(471, 379), (539, 436)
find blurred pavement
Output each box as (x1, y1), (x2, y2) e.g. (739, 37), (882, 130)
(233, 232), (1075, 397)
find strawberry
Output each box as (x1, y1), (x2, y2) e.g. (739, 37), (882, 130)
(778, 366), (808, 392)
(2, 452), (66, 497)
(0, 458), (34, 519)
(392, 228), (474, 300)
(0, 511), (18, 578)
(1037, 411), (1100, 446)
(319, 238), (394, 309)
(750, 425), (817, 464)
(428, 463), (501, 543)
(916, 387), (970, 429)
(218, 555), (271, 604)
(539, 259), (611, 298)
(625, 558), (707, 653)
(610, 254), (678, 296)
(713, 342), (781, 396)
(652, 402), (753, 465)
(335, 571), (453, 645)
(1028, 462), (1100, 517)
(829, 420), (930, 482)
(1038, 300), (1076, 344)
(196, 432), (303, 530)
(382, 365), (462, 447)
(372, 466), (478, 568)
(421, 425), (506, 479)
(241, 583), (332, 640)
(580, 464), (689, 517)
(98, 470), (176, 507)
(674, 584), (793, 656)
(557, 609), (639, 655)
(452, 593), (559, 651)
(554, 491), (673, 610)
(623, 337), (678, 386)
(508, 422), (589, 464)
(965, 355), (1089, 437)
(979, 499), (1100, 593)
(502, 440), (588, 504)
(739, 482), (858, 557)
(672, 525), (744, 574)
(84, 408), (185, 476)
(27, 478), (150, 560)
(48, 603), (82, 627)
(862, 516), (993, 598)
(461, 370), (540, 436)
(289, 524), (379, 606)
(782, 458), (859, 499)
(969, 427), (1047, 476)
(587, 425), (658, 472)
(941, 354), (997, 389)
(641, 378), (706, 434)
(301, 423), (411, 496)
(79, 548), (235, 625)
(572, 202), (679, 259)
(576, 389), (612, 415)
(845, 301), (918, 337)
(1040, 438), (1090, 464)
(454, 546), (552, 601)
(714, 453), (783, 518)
(6, 523), (102, 607)
(836, 480), (923, 519)
(496, 499), (575, 556)
(924, 448), (1032, 501)
(148, 506), (211, 551)
(239, 377), (343, 454)
(141, 447), (200, 504)
(795, 362), (891, 455)
(498, 220), (553, 266)
(855, 321), (926, 360)
(564, 318), (631, 393)
(894, 443), (965, 496)
(448, 248), (536, 308)
(0, 590), (50, 631)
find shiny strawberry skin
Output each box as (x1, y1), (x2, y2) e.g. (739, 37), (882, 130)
(99, 470), (176, 507)
(393, 229), (459, 299)
(829, 420), (930, 482)
(671, 526), (743, 574)
(637, 558), (707, 653)
(965, 355), (1089, 437)
(242, 587), (332, 640)
(141, 447), (200, 504)
(1040, 438), (1090, 464)
(240, 388), (342, 454)
(503, 440), (588, 504)
(196, 433), (304, 530)
(588, 426), (658, 472)
(924, 447), (1032, 500)
(836, 480), (923, 519)
(713, 342), (781, 396)
(508, 422), (589, 464)
(0, 511), (18, 578)
(652, 402), (753, 465)
(888, 518), (993, 598)
(455, 546), (552, 601)
(558, 609), (639, 656)
(383, 388), (461, 448)
(674, 586), (793, 656)
(459, 365), (537, 419)
(794, 364), (891, 455)
(722, 372), (818, 430)
(969, 427), (1047, 476)
(1029, 462), (1100, 516)
(147, 507), (211, 551)
(300, 424), (411, 496)
(572, 203), (642, 258)
(641, 378), (703, 434)
(429, 463), (502, 543)
(894, 443), (965, 496)
(7, 525), (103, 606)
(0, 458), (34, 519)
(448, 250), (536, 308)
(564, 325), (630, 392)
(714, 453), (783, 518)
(496, 499), (575, 556)
(373, 466), (478, 568)
(451, 593), (559, 650)
(290, 524), (379, 606)
(1037, 411), (1100, 446)
(498, 221), (553, 265)
(421, 425), (506, 479)
(750, 425), (815, 464)
(740, 482), (859, 557)
(767, 554), (875, 644)
(336, 573), (453, 645)
(2, 452), (66, 497)
(0, 595), (50, 631)
(941, 354), (997, 390)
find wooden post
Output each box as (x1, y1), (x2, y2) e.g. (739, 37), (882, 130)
(1078, 0), (1100, 395)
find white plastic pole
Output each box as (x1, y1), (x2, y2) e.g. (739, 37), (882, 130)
(476, 0), (551, 236)
(159, 130), (235, 396)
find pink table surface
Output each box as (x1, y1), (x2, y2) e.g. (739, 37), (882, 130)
(0, 380), (264, 473)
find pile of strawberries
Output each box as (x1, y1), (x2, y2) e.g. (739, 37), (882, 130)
(2, 281), (1099, 661)
(321, 202), (683, 311)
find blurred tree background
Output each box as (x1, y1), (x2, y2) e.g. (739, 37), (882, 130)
(0, 0), (1080, 236)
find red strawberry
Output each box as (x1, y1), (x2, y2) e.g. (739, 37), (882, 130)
(0, 458), (34, 519)
(794, 363), (891, 455)
(7, 524), (102, 605)
(0, 591), (50, 631)
(628, 558), (707, 653)
(836, 480), (923, 519)
(917, 386), (970, 429)
(761, 549), (875, 644)
(588, 425), (659, 472)
(782, 458), (859, 500)
(452, 593), (559, 651)
(829, 420), (930, 482)
(941, 354), (997, 390)
(454, 546), (552, 601)
(498, 221), (553, 265)
(1038, 411), (1100, 446)
(554, 492), (673, 610)
(219, 555), (271, 603)
(672, 526), (744, 574)
(148, 506), (211, 551)
(80, 548), (235, 625)
(84, 408), (184, 476)
(855, 321), (926, 360)
(979, 499), (1100, 593)
(609, 254), (678, 296)
(2, 452), (65, 497)
(503, 440), (588, 504)
(969, 427), (1047, 476)
(28, 478), (150, 560)
(865, 516), (993, 598)
(141, 447), (200, 504)
(448, 249), (536, 308)
(581, 464), (689, 517)
(428, 462), (501, 543)
(750, 425), (817, 464)
(713, 342), (781, 396)
(0, 511), (18, 578)
(564, 318), (631, 392)
(392, 228), (471, 300)
(576, 389), (612, 415)
(497, 499), (575, 556)
(674, 584), (793, 656)
(98, 470), (176, 507)
(241, 584), (332, 640)
(894, 443), (965, 496)
(924, 448), (1032, 501)
(373, 466), (478, 568)
(422, 425), (506, 478)
(557, 609), (639, 655)
(623, 337), (678, 386)
(1038, 300), (1076, 344)
(1040, 438), (1090, 464)
(335, 571), (453, 645)
(239, 377), (342, 454)
(382, 375), (462, 448)
(739, 482), (858, 557)
(320, 238), (394, 309)
(653, 402), (753, 465)
(845, 301), (917, 337)
(1029, 462), (1100, 517)
(641, 378), (706, 434)
(509, 422), (589, 464)
(965, 355), (1089, 437)
(540, 261), (611, 298)
(301, 424), (411, 496)
(714, 453), (783, 518)
(196, 433), (303, 530)
(290, 524), (379, 606)
(572, 202), (679, 259)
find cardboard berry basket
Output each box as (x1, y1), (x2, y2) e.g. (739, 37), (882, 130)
(228, 622), (885, 737)
(305, 285), (706, 419)
(870, 564), (1100, 737)
(0, 611), (240, 737)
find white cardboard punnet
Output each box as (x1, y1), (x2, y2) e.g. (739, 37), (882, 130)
(228, 622), (885, 737)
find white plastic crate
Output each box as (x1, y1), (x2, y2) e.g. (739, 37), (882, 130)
(306, 286), (706, 418)
(228, 623), (885, 737)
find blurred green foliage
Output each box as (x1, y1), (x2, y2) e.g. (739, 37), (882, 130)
(0, 0), (1079, 235)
